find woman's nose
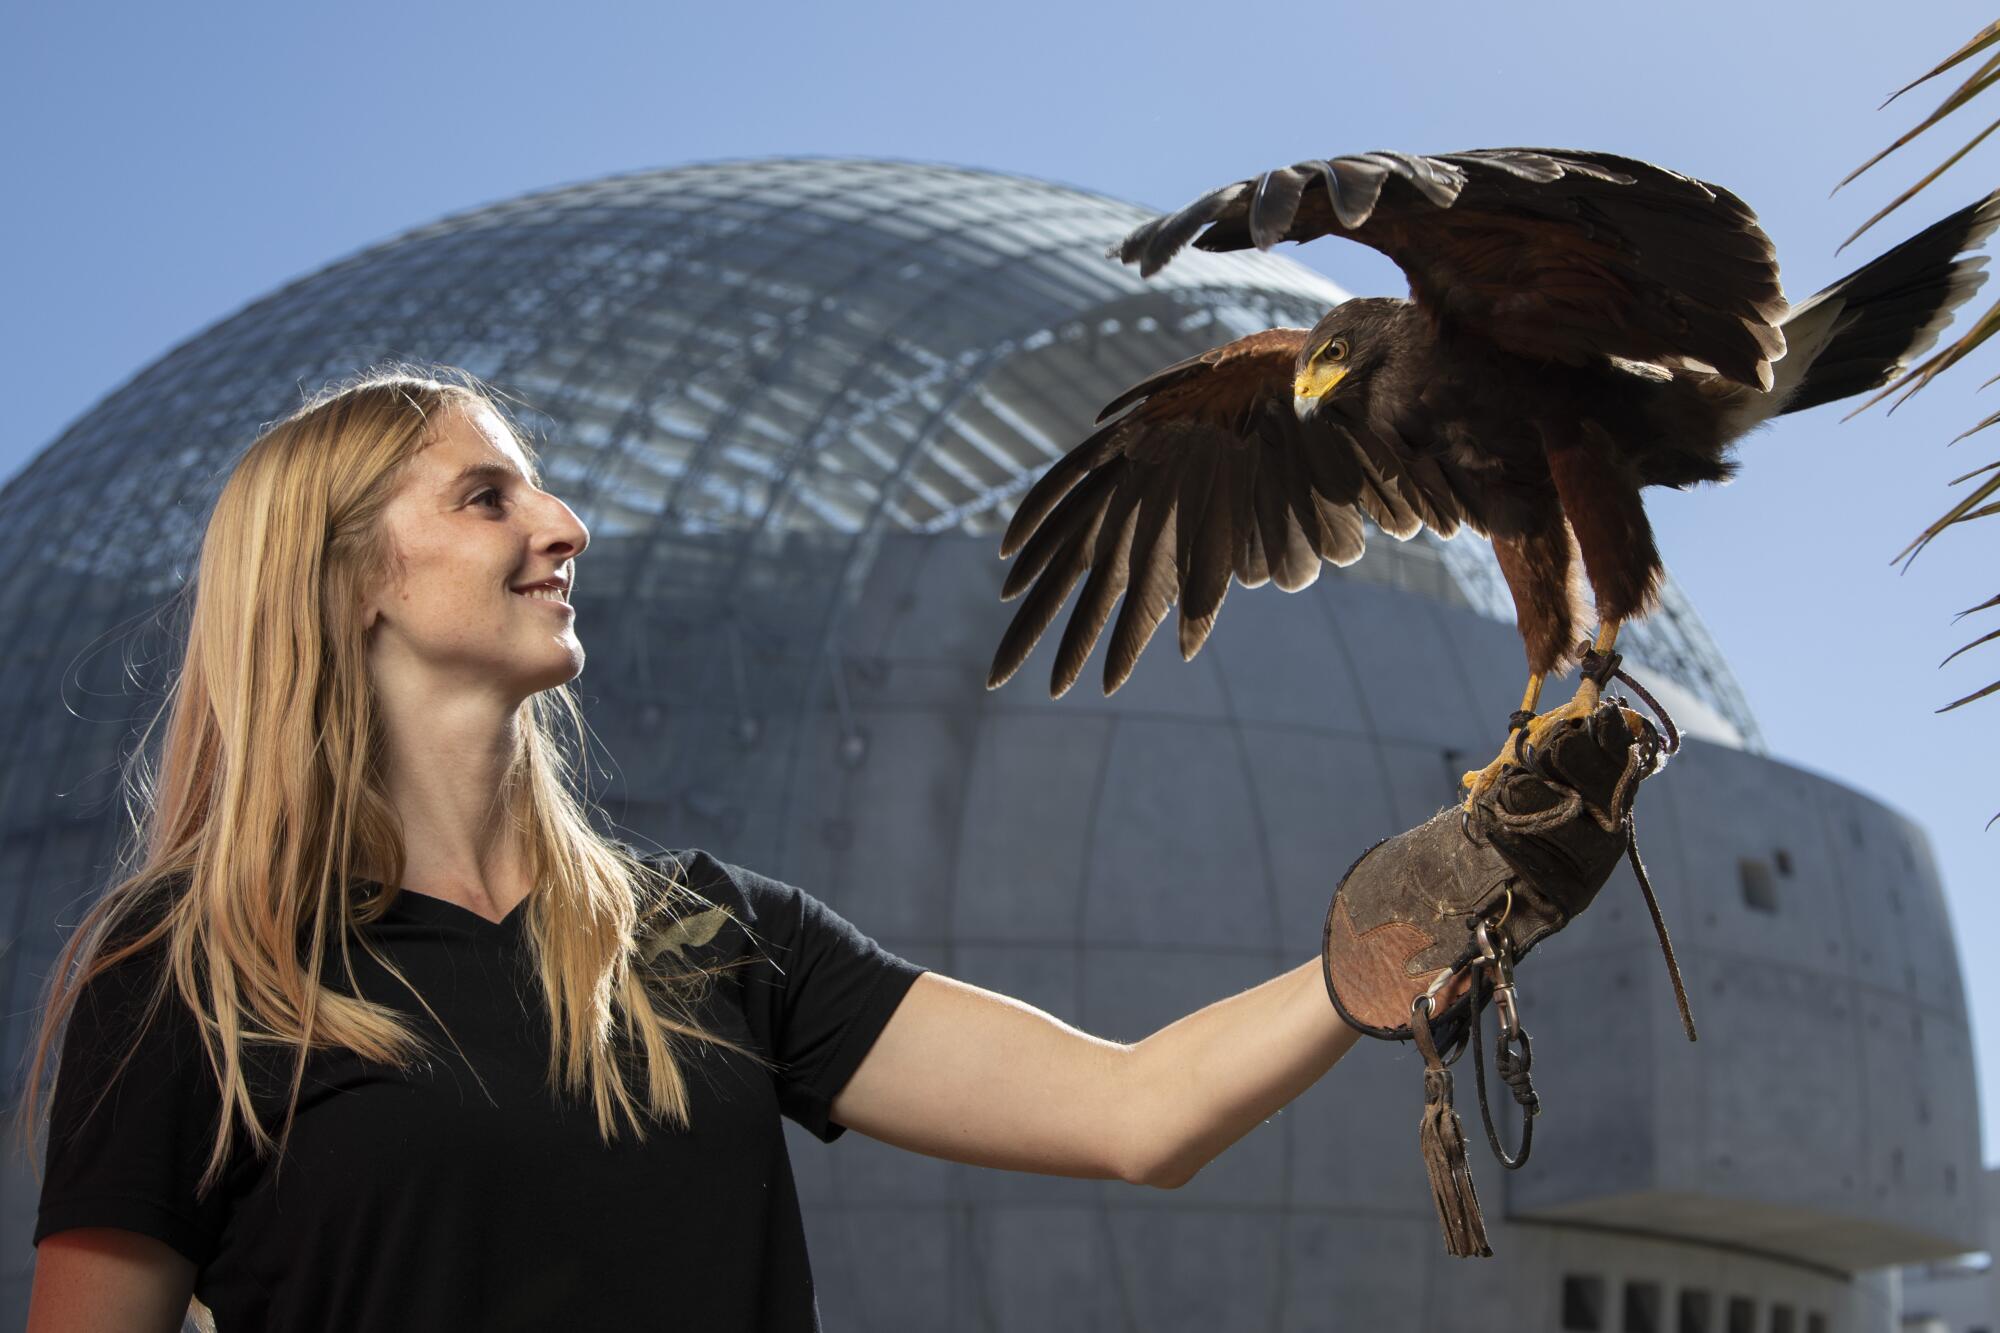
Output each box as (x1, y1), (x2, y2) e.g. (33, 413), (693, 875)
(539, 496), (589, 558)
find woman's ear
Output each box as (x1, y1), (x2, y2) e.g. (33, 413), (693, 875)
(357, 565), (395, 634)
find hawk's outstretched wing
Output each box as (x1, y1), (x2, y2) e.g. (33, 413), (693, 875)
(1118, 148), (1788, 389)
(987, 329), (1478, 699)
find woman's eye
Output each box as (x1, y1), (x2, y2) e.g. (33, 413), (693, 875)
(471, 487), (505, 511)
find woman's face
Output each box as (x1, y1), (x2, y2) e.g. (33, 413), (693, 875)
(361, 401), (591, 707)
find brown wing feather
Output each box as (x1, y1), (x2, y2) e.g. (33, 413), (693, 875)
(989, 328), (1466, 697)
(1000, 461), (1117, 600)
(1118, 147), (1788, 391)
(1104, 453), (1188, 692)
(1251, 443), (1319, 592)
(1178, 449), (1235, 660)
(1050, 476), (1146, 697)
(986, 468), (1119, 691)
(1000, 420), (1120, 559)
(1230, 439), (1271, 589)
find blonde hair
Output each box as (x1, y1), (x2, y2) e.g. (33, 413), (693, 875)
(14, 363), (767, 1221)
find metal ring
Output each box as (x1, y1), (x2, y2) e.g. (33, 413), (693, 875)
(1472, 922), (1500, 968)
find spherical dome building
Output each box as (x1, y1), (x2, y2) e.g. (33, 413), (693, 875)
(0, 159), (1978, 1331)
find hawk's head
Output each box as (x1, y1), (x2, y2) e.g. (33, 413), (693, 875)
(1293, 298), (1402, 420)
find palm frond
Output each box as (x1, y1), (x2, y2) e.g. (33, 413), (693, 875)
(1939, 677), (2000, 712)
(1841, 21), (2000, 751)
(1840, 49), (2000, 197)
(1942, 625), (2000, 666)
(1882, 18), (2000, 108)
(1838, 115), (2000, 250)
(1956, 592), (2000, 617)
(1936, 573), (2000, 729)
(1890, 453), (2000, 565)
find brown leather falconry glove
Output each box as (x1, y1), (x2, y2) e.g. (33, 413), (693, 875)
(1323, 700), (1673, 1043)
(1320, 698), (1691, 1258)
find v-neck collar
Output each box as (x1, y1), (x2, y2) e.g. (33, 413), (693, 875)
(378, 886), (530, 933)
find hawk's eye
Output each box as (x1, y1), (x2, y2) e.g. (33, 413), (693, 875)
(1327, 339), (1349, 362)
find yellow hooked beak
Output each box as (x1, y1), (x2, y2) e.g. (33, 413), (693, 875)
(1292, 362), (1346, 416)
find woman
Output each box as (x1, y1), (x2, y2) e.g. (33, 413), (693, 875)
(19, 366), (1378, 1332)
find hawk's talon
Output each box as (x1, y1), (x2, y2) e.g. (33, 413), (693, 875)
(1459, 729), (1529, 810)
(1459, 679), (1605, 811)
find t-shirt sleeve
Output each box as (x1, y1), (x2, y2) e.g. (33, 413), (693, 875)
(32, 938), (231, 1269)
(663, 850), (928, 1143)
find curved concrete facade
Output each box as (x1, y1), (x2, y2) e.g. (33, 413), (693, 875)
(764, 529), (1976, 1332)
(0, 159), (1975, 1332)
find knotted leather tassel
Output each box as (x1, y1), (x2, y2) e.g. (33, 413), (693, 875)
(1419, 1065), (1491, 1256)
(1411, 995), (1492, 1258)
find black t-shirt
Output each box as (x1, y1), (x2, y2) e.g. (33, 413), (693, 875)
(32, 849), (928, 1331)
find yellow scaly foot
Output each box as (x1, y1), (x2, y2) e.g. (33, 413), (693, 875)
(1459, 679), (1605, 810)
(1459, 623), (1624, 811)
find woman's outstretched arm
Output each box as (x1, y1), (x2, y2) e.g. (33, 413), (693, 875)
(827, 958), (1359, 1188)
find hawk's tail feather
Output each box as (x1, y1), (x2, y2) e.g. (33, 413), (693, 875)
(1778, 189), (2000, 417)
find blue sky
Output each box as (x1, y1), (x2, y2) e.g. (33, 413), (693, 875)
(5, 1), (1998, 1153)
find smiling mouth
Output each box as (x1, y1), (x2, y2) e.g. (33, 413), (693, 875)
(513, 588), (571, 608)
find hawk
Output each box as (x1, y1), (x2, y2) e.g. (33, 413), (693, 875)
(985, 148), (1999, 800)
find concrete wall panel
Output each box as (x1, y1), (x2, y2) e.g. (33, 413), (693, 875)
(1084, 719), (1275, 950)
(952, 713), (1111, 942)
(1341, 582), (1494, 748)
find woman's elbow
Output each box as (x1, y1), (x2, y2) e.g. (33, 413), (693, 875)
(1123, 1142), (1201, 1190)
(1137, 1165), (1198, 1190)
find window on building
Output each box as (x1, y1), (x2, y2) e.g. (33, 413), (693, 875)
(1726, 1296), (1756, 1333)
(1805, 1317), (1826, 1333)
(1739, 858), (1778, 912)
(1562, 1275), (1606, 1331)
(1624, 1281), (1662, 1333)
(1677, 1290), (1712, 1333)
(1770, 1304), (1794, 1333)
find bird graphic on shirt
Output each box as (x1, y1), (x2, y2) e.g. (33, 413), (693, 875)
(983, 147), (2000, 804)
(640, 904), (732, 968)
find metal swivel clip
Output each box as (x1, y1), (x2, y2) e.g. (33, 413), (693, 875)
(1472, 919), (1521, 1043)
